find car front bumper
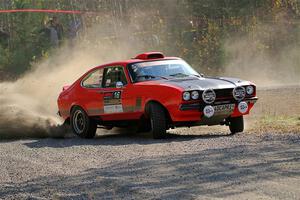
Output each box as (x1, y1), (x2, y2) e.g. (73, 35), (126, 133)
(170, 97), (258, 122)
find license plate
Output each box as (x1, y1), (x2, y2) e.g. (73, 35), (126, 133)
(213, 104), (235, 113)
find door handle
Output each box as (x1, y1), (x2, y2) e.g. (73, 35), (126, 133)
(98, 90), (124, 94)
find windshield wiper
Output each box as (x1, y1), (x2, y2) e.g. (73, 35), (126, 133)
(169, 73), (189, 77)
(169, 73), (201, 78)
(136, 75), (168, 81)
(169, 73), (202, 78)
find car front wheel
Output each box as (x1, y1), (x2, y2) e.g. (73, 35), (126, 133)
(70, 107), (97, 138)
(229, 116), (244, 134)
(149, 103), (167, 139)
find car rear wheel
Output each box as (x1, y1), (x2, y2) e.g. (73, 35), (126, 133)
(149, 103), (167, 139)
(70, 107), (97, 138)
(229, 116), (244, 134)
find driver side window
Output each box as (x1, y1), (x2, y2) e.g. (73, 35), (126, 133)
(102, 66), (127, 88)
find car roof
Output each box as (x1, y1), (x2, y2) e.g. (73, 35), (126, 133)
(91, 52), (181, 70)
(101, 57), (181, 67)
(77, 53), (182, 83)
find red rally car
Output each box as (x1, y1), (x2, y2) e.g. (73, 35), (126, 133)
(57, 52), (258, 139)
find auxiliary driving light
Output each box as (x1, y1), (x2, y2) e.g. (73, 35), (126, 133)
(238, 101), (248, 114)
(202, 89), (216, 104)
(203, 105), (215, 118)
(233, 86), (246, 101)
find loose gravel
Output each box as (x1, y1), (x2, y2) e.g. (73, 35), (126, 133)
(0, 131), (299, 200)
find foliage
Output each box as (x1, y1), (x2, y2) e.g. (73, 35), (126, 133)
(0, 0), (300, 78)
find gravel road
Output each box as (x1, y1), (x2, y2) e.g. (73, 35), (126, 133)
(0, 131), (299, 200)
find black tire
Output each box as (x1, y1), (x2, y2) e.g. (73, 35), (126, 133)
(138, 122), (151, 133)
(70, 107), (97, 138)
(137, 117), (152, 133)
(229, 116), (244, 134)
(149, 103), (167, 139)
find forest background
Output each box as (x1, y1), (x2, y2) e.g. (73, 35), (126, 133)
(0, 0), (299, 84)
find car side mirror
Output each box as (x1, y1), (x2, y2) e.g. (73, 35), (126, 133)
(116, 81), (124, 88)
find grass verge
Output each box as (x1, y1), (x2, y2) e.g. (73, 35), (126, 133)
(248, 115), (300, 134)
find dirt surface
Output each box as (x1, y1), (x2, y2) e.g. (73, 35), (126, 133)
(252, 85), (300, 117)
(0, 86), (299, 199)
(0, 132), (299, 200)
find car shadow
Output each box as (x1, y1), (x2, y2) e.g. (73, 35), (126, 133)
(23, 131), (231, 149)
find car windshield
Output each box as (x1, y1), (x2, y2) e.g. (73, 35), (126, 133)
(128, 59), (200, 82)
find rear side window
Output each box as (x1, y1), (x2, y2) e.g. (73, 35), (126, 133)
(82, 68), (104, 88)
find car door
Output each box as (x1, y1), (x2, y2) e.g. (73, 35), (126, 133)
(100, 65), (139, 121)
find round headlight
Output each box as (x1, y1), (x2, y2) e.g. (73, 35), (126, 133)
(246, 85), (254, 95)
(183, 91), (191, 101)
(233, 86), (246, 101)
(191, 91), (199, 100)
(202, 89), (216, 104)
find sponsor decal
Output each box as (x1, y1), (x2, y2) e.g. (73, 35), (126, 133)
(238, 101), (248, 114)
(203, 105), (215, 118)
(113, 91), (121, 99)
(104, 105), (123, 113)
(88, 95), (143, 115)
(103, 91), (123, 113)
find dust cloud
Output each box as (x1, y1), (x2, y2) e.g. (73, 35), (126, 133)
(0, 47), (91, 138)
(0, 22), (146, 139)
(223, 20), (300, 128)
(223, 20), (300, 87)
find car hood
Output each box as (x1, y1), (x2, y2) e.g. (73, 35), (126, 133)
(161, 76), (250, 90)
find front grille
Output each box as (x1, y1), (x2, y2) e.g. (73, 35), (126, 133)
(187, 87), (254, 103)
(215, 88), (234, 100)
(213, 87), (255, 100)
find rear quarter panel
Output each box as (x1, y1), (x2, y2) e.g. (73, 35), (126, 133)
(57, 80), (82, 119)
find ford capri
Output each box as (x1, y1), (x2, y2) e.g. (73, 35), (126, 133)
(57, 52), (258, 139)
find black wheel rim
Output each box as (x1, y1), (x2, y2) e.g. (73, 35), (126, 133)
(73, 110), (86, 134)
